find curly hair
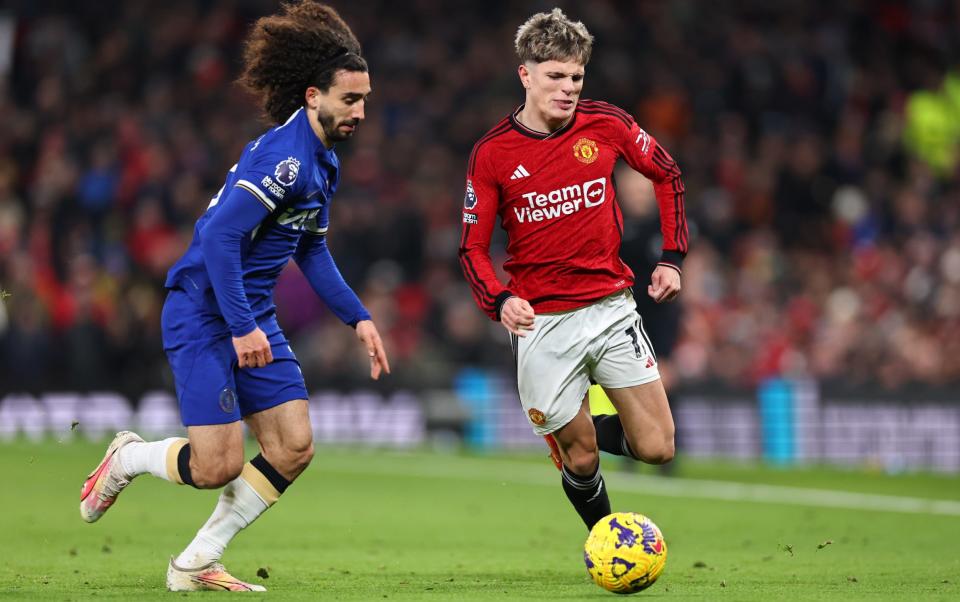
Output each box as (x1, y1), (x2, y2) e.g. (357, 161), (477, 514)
(515, 8), (594, 65)
(240, 1), (367, 124)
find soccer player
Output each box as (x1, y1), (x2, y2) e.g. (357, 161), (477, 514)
(459, 9), (687, 530)
(78, 2), (389, 591)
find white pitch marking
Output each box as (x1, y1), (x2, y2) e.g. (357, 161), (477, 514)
(323, 454), (960, 517)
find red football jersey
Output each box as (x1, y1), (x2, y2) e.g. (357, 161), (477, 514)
(459, 99), (688, 320)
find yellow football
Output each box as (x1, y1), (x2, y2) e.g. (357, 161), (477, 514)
(583, 512), (668, 594)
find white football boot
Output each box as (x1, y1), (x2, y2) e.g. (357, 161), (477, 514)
(79, 430), (144, 523)
(167, 558), (267, 592)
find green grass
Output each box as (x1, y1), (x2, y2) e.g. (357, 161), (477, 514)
(0, 440), (958, 600)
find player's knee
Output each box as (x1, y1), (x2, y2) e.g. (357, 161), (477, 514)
(289, 439), (314, 472)
(630, 431), (675, 465)
(191, 457), (243, 489)
(648, 437), (675, 465)
(264, 435), (313, 476)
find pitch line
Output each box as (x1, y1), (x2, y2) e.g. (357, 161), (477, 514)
(322, 454), (960, 517)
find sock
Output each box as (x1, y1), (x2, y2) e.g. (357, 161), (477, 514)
(117, 437), (190, 482)
(561, 463), (611, 530)
(174, 453), (292, 569)
(592, 414), (637, 459)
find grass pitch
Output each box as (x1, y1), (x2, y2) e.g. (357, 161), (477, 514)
(0, 440), (957, 600)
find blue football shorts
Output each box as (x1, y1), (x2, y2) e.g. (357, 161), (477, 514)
(160, 288), (308, 426)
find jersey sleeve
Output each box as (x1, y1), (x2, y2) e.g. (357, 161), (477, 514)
(200, 147), (308, 337)
(234, 147), (307, 214)
(294, 232), (371, 327)
(459, 142), (513, 321)
(199, 185), (272, 337)
(613, 112), (689, 272)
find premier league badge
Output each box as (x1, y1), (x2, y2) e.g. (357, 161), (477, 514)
(464, 179), (478, 209)
(274, 156), (301, 187)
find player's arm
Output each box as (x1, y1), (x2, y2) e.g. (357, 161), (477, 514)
(294, 229), (390, 380)
(199, 185), (275, 367)
(617, 113), (688, 303)
(458, 147), (534, 336)
(200, 152), (296, 368)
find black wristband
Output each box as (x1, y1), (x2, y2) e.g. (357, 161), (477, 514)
(494, 291), (515, 321)
(658, 249), (685, 272)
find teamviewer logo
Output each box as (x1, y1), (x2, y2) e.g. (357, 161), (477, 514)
(582, 178), (606, 208)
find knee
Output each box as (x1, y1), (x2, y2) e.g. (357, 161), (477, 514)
(265, 435), (314, 476)
(565, 443), (600, 476)
(647, 437), (675, 465)
(289, 439), (315, 472)
(191, 456), (244, 489)
(630, 431), (675, 465)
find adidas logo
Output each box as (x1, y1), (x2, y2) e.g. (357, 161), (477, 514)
(510, 164), (531, 180)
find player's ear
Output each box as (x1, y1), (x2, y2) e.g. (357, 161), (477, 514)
(518, 64), (531, 90)
(304, 86), (323, 110)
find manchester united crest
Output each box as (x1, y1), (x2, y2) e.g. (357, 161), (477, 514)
(528, 408), (547, 426)
(573, 138), (599, 164)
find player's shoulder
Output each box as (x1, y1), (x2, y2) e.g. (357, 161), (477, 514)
(467, 115), (512, 175)
(249, 108), (314, 162)
(241, 110), (317, 188)
(576, 99), (635, 129)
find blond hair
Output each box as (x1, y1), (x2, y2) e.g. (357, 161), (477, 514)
(514, 8), (594, 65)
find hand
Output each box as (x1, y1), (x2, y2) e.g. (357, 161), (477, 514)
(356, 320), (391, 380)
(233, 327), (273, 368)
(500, 296), (535, 337)
(648, 265), (682, 303)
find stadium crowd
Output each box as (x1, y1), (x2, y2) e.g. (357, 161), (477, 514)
(1, 0), (959, 398)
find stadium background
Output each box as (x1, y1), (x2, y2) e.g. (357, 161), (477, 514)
(2, 2), (960, 600)
(1, 0), (960, 469)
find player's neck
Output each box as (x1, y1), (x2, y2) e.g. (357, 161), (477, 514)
(517, 103), (570, 134)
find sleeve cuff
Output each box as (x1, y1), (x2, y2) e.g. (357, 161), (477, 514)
(494, 291), (515, 321)
(348, 310), (373, 328)
(658, 250), (685, 273)
(230, 320), (259, 338)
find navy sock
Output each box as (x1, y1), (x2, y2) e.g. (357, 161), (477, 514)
(250, 453), (292, 494)
(177, 443), (196, 488)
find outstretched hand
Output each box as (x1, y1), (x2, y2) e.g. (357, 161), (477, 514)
(648, 265), (682, 303)
(356, 320), (391, 380)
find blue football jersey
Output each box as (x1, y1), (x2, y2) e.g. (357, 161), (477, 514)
(165, 107), (349, 335)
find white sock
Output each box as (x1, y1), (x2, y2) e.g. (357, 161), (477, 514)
(117, 438), (186, 481)
(175, 476), (271, 569)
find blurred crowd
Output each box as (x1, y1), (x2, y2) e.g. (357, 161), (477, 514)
(1, 0), (959, 398)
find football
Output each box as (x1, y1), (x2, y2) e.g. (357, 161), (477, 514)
(583, 512), (668, 594)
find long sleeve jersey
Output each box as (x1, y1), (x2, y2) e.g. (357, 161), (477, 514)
(165, 107), (370, 336)
(459, 99), (688, 320)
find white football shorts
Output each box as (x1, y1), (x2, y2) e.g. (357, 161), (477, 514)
(510, 290), (660, 435)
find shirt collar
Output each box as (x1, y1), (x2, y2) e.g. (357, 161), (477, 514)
(293, 107), (335, 160)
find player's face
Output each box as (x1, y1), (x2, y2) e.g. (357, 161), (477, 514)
(520, 59), (585, 125)
(307, 69), (371, 146)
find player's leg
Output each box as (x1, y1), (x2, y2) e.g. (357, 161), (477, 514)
(168, 401), (310, 586)
(80, 424), (242, 525)
(166, 418), (274, 592)
(514, 310), (611, 530)
(170, 327), (309, 588)
(550, 394), (612, 530)
(600, 380), (675, 464)
(591, 296), (675, 463)
(80, 290), (244, 522)
(244, 398), (315, 481)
